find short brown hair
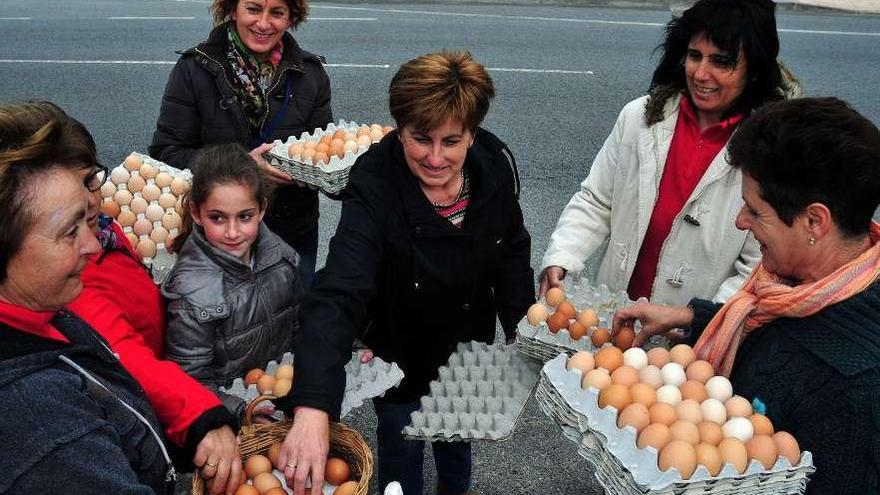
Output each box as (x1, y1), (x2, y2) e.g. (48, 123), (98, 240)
(210, 0), (309, 28)
(389, 51), (495, 134)
(0, 102), (97, 281)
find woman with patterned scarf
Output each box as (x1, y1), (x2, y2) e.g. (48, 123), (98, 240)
(150, 0), (331, 287)
(613, 97), (880, 494)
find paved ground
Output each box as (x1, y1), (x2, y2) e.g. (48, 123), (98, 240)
(1, 1), (879, 493)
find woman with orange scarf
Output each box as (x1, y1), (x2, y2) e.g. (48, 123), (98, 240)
(613, 97), (880, 494)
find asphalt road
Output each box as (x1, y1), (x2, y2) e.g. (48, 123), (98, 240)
(1, 1), (879, 494)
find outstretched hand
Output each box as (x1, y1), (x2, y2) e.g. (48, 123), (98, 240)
(612, 301), (694, 348)
(279, 407), (330, 495)
(538, 266), (566, 299)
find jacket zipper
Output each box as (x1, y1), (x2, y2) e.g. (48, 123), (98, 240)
(257, 65), (302, 134)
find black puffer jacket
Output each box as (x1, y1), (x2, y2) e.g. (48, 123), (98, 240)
(289, 129), (535, 418)
(149, 24), (332, 242)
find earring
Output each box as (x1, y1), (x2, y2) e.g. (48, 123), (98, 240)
(809, 238), (816, 246)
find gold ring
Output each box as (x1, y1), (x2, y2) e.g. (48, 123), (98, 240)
(205, 462), (216, 468)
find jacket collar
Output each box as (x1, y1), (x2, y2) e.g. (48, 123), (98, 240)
(190, 222), (290, 277)
(0, 300), (67, 342)
(183, 23), (316, 73)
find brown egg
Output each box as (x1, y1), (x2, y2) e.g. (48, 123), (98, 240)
(130, 196), (148, 215)
(244, 454), (272, 478)
(145, 204), (165, 223)
(325, 457), (351, 485)
(234, 484), (259, 495)
(356, 134), (372, 147)
(155, 172), (173, 188)
(370, 123), (383, 134)
(313, 151), (330, 166)
(158, 193), (177, 209)
(598, 383), (632, 412)
(332, 130), (348, 141)
(301, 148), (316, 162)
(101, 200), (121, 218)
(127, 174), (146, 193)
(557, 301), (576, 319)
(267, 442), (282, 467)
(370, 128), (384, 142)
(101, 180), (117, 199)
(647, 347), (670, 368)
(659, 440), (697, 478)
(773, 431), (801, 465)
(568, 321), (588, 341)
(333, 481), (359, 495)
(142, 183), (161, 202)
(639, 365), (664, 389)
(315, 142), (330, 155)
(649, 402), (678, 426)
(175, 197), (186, 216)
(136, 237), (157, 259)
(124, 153), (143, 171)
(594, 346), (624, 372)
(125, 232), (139, 248)
(618, 403), (651, 433)
(150, 226), (169, 245)
(686, 360), (715, 383)
(319, 135), (333, 146)
(695, 443), (723, 476)
(356, 126), (370, 136)
(117, 208), (136, 227)
(162, 211), (182, 230)
(545, 287), (565, 307)
(566, 351), (595, 374)
(303, 140), (319, 150)
(698, 421), (724, 446)
(526, 303), (549, 325)
(273, 378), (292, 397)
(725, 395), (753, 418)
(264, 488), (286, 495)
(114, 189), (133, 206)
(288, 142), (305, 158)
(244, 369), (264, 385)
(170, 177), (190, 196)
(133, 217), (152, 236)
(630, 383), (658, 408)
(382, 126), (394, 135)
(749, 414), (774, 436)
(670, 420), (700, 445)
(746, 434), (778, 470)
(275, 364), (293, 380)
(669, 344), (696, 367)
(582, 368), (611, 390)
(343, 140), (358, 154)
(675, 399), (703, 425)
(139, 163), (158, 180)
(718, 437), (749, 473)
(614, 326), (635, 350)
(257, 374), (276, 394)
(252, 472), (281, 493)
(577, 308), (599, 328)
(611, 365), (640, 387)
(546, 311), (569, 334)
(638, 423), (672, 450)
(591, 327), (611, 347)
(329, 140), (346, 159)
(680, 380), (708, 403)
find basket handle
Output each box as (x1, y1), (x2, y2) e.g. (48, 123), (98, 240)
(243, 394), (281, 427)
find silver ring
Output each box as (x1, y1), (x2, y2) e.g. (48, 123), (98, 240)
(286, 463), (297, 469)
(205, 462), (216, 468)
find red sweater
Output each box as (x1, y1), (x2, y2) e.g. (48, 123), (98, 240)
(67, 221), (224, 447)
(627, 98), (742, 300)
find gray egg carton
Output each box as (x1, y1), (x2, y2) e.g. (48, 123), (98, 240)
(516, 278), (635, 363)
(535, 353), (815, 494)
(402, 341), (539, 442)
(220, 351), (404, 419)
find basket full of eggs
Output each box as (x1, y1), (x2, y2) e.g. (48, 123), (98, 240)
(535, 344), (815, 494)
(100, 152), (190, 284)
(266, 120), (394, 195)
(517, 282), (636, 363)
(192, 395), (373, 495)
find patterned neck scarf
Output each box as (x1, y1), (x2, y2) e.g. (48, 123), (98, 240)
(226, 24), (284, 131)
(95, 213), (126, 251)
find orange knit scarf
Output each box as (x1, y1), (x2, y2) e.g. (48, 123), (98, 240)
(694, 221), (880, 376)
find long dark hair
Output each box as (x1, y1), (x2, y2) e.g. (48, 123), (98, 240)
(172, 143), (272, 252)
(647, 0), (783, 124)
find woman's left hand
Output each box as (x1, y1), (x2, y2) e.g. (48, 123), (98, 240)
(193, 425), (242, 495)
(279, 407), (330, 495)
(250, 142), (294, 185)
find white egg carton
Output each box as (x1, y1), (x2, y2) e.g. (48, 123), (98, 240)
(266, 120), (381, 195)
(402, 341), (539, 442)
(220, 351), (404, 419)
(516, 278), (635, 363)
(536, 354), (815, 494)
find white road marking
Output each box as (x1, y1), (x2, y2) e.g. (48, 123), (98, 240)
(309, 17), (377, 21)
(779, 27), (880, 36)
(109, 16), (196, 20)
(0, 17), (32, 20)
(489, 67), (594, 75)
(325, 63), (391, 68)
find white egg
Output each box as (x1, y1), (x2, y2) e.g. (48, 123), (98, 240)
(623, 348), (648, 370)
(110, 166), (131, 185)
(661, 362), (686, 387)
(701, 398), (728, 425)
(145, 204), (165, 222)
(706, 376), (734, 403)
(133, 217), (153, 236)
(638, 365), (664, 389)
(656, 384), (682, 406)
(722, 417), (754, 442)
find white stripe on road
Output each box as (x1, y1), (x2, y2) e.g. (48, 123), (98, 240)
(109, 16), (195, 20)
(325, 63), (391, 68)
(780, 27), (880, 36)
(309, 17), (377, 21)
(489, 67), (594, 75)
(0, 17), (32, 20)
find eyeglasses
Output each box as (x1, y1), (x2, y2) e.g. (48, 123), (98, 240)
(84, 163), (109, 193)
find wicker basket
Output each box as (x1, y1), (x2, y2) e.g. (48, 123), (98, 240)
(193, 395), (373, 495)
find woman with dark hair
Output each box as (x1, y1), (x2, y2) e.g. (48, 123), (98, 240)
(614, 97), (880, 494)
(540, 0), (798, 307)
(279, 51), (534, 495)
(150, 0), (332, 287)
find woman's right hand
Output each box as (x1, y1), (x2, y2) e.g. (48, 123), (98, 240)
(250, 142), (295, 185)
(538, 266), (567, 299)
(612, 301), (695, 348)
(279, 406), (330, 495)
(193, 425), (242, 495)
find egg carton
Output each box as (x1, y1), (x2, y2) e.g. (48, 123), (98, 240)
(106, 152), (191, 285)
(266, 120), (376, 195)
(536, 354), (815, 494)
(516, 279), (635, 363)
(220, 351), (404, 419)
(402, 341), (540, 442)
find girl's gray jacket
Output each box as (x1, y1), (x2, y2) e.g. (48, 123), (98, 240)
(162, 223), (301, 417)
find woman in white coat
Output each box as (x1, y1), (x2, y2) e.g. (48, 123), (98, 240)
(539, 0), (798, 306)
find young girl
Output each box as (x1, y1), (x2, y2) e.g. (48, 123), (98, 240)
(163, 143), (302, 419)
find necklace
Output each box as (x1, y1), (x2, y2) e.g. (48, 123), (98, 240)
(431, 170), (466, 209)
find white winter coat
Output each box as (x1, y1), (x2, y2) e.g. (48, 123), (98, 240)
(541, 94), (760, 305)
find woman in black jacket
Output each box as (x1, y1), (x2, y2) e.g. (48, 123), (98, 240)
(149, 0), (332, 286)
(279, 51), (535, 495)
